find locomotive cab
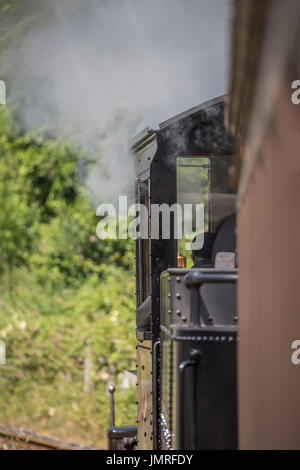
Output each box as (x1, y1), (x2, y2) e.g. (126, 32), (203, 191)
(131, 96), (238, 450)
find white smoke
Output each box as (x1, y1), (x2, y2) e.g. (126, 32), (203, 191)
(3, 0), (231, 204)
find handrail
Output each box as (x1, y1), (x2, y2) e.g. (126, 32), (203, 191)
(178, 349), (202, 450)
(184, 270), (238, 287)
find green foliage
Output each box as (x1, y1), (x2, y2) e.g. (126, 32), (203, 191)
(0, 266), (136, 446)
(0, 107), (136, 446)
(0, 0), (136, 448)
(0, 108), (80, 266)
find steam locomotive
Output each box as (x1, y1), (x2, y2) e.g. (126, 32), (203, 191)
(108, 96), (238, 450)
(107, 0), (300, 450)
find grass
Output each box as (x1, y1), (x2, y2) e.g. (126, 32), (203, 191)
(0, 265), (137, 448)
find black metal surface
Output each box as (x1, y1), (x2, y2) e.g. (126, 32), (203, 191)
(178, 349), (202, 449)
(160, 323), (237, 340)
(185, 271), (238, 327)
(161, 324), (237, 450)
(107, 426), (137, 451)
(132, 98), (234, 449)
(184, 270), (238, 286)
(159, 268), (238, 450)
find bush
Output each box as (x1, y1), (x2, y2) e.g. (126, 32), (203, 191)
(0, 107), (136, 446)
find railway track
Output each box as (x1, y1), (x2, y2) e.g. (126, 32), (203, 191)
(0, 424), (100, 450)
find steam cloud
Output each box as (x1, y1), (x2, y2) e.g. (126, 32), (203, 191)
(3, 0), (230, 204)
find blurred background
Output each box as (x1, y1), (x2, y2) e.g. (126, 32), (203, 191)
(0, 0), (230, 447)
